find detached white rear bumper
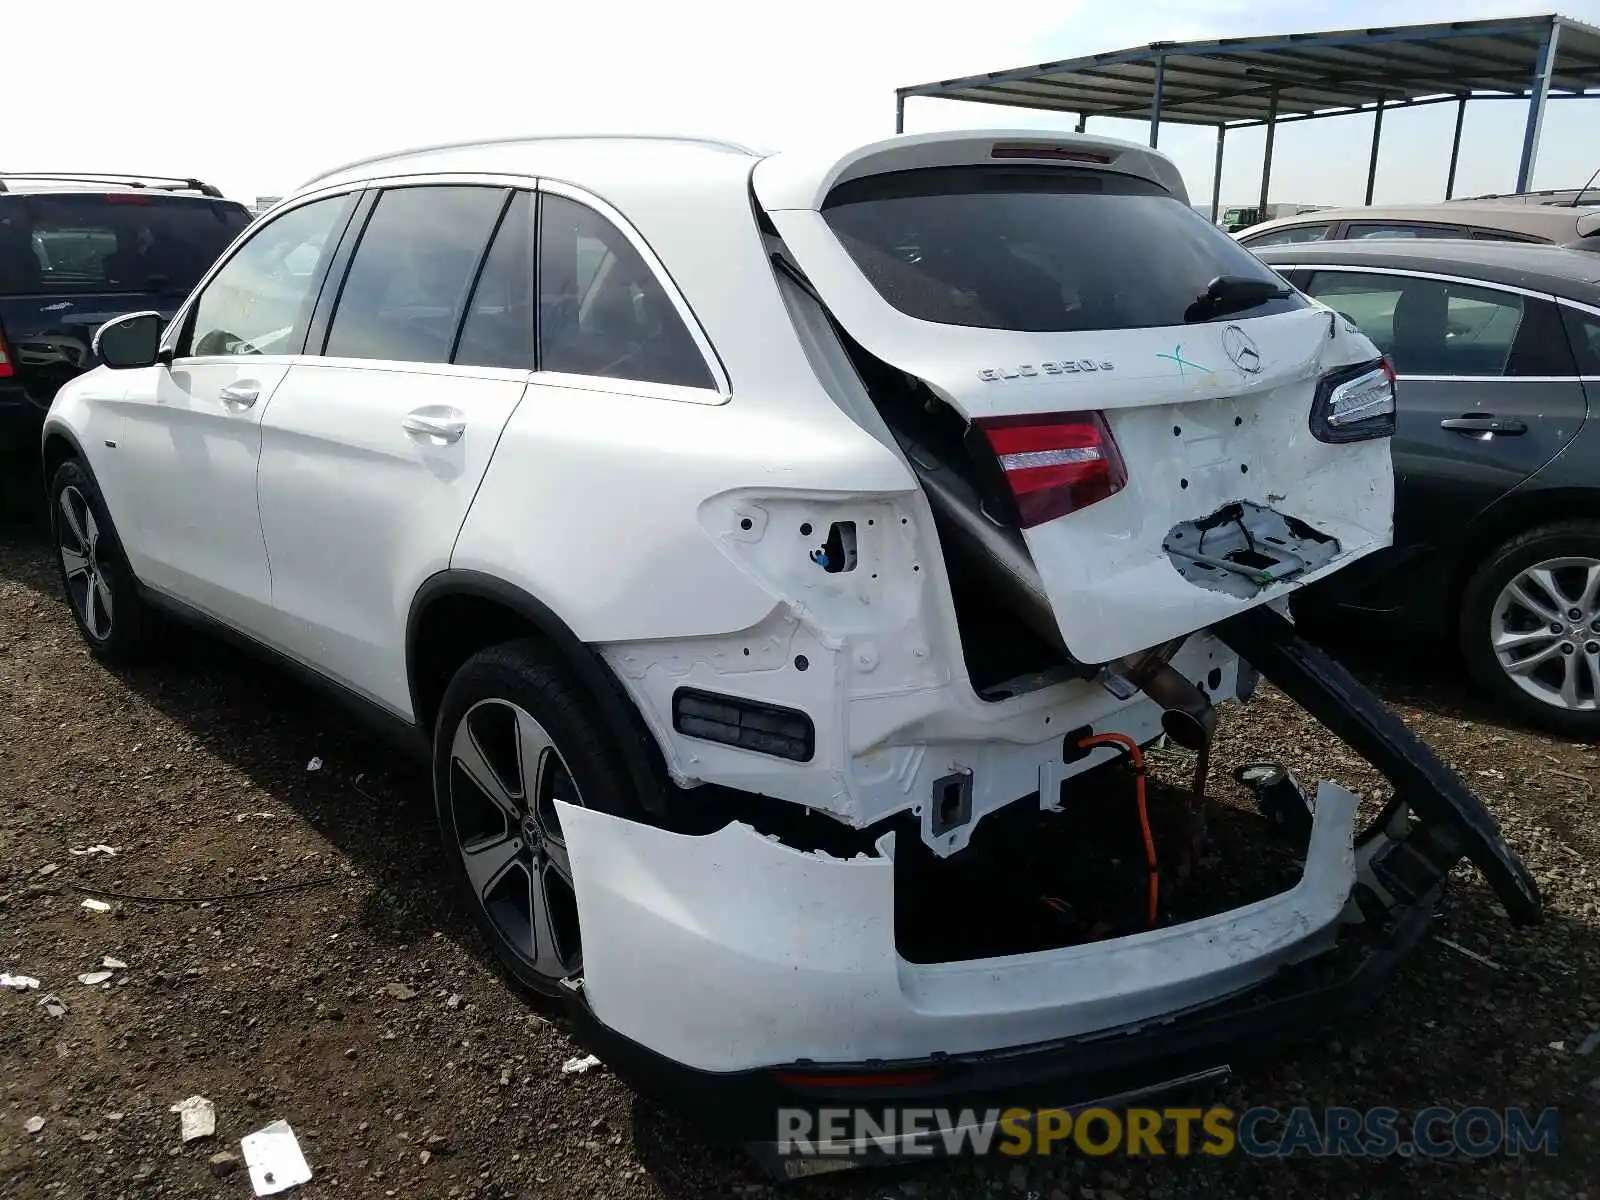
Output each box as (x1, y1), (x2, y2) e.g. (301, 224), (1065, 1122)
(555, 782), (1359, 1074)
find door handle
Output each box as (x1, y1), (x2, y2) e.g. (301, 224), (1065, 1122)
(1440, 415), (1527, 436)
(402, 408), (466, 445)
(219, 380), (260, 408)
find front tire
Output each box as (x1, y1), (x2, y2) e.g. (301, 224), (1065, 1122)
(48, 458), (156, 661)
(1459, 520), (1600, 741)
(432, 639), (653, 996)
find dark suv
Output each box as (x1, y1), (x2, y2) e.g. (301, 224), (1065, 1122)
(0, 174), (251, 459)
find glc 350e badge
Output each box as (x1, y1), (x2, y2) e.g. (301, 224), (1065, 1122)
(978, 359), (1115, 381)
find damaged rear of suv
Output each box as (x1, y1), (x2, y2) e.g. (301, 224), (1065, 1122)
(46, 129), (1540, 1174)
(545, 131), (1540, 1166)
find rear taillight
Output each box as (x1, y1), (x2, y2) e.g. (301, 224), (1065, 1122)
(974, 410), (1128, 527)
(0, 328), (13, 378)
(1310, 357), (1396, 443)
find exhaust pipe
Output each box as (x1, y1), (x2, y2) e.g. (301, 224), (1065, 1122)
(1113, 643), (1217, 752)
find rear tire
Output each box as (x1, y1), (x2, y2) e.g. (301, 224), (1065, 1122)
(431, 639), (654, 997)
(1459, 520), (1600, 741)
(48, 458), (157, 662)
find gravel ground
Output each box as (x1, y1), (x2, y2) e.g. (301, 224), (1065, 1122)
(3, 479), (1599, 1200)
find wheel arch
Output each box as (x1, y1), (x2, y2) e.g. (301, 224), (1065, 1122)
(40, 421), (88, 489)
(406, 570), (673, 817)
(1449, 486), (1600, 631)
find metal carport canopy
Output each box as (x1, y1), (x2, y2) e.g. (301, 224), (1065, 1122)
(895, 14), (1600, 220)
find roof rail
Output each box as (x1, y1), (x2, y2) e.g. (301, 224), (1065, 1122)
(297, 133), (763, 189)
(0, 172), (224, 198)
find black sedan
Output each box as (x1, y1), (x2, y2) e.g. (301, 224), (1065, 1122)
(1254, 239), (1600, 740)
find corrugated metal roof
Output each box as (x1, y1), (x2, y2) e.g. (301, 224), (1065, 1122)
(898, 14), (1600, 128)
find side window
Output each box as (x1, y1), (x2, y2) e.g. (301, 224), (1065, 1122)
(453, 191), (534, 370)
(1470, 228), (1548, 244)
(1344, 223), (1463, 240)
(1241, 223), (1332, 248)
(182, 195), (351, 357)
(537, 193), (715, 391)
(325, 185), (507, 365)
(1304, 271), (1564, 377)
(1560, 306), (1600, 375)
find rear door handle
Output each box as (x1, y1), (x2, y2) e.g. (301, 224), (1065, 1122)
(402, 407), (466, 445)
(219, 380), (260, 408)
(1440, 415), (1527, 436)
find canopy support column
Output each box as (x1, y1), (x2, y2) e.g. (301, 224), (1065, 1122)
(1258, 88), (1279, 217)
(1517, 21), (1562, 192)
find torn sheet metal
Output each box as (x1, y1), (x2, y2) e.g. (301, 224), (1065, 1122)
(1165, 500), (1341, 599)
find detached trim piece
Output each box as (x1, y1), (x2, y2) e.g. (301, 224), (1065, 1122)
(672, 688), (816, 762)
(1216, 604), (1542, 925)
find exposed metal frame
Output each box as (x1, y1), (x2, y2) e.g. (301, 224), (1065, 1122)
(895, 15), (1600, 222)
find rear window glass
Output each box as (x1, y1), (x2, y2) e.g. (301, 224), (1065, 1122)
(820, 166), (1305, 332)
(0, 193), (249, 298)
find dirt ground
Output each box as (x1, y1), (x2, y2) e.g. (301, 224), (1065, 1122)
(3, 474), (1600, 1200)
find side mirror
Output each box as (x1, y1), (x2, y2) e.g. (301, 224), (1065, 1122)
(1576, 212), (1600, 240)
(93, 311), (166, 369)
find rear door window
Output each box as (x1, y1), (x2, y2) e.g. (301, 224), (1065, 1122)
(1304, 270), (1572, 377)
(0, 193), (250, 298)
(819, 166), (1306, 332)
(453, 191), (535, 370)
(1562, 306), (1600, 375)
(325, 185), (508, 365)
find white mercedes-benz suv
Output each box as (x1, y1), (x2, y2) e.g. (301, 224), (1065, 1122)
(43, 130), (1537, 1168)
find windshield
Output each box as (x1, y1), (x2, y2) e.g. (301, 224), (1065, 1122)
(0, 193), (250, 298)
(821, 167), (1303, 333)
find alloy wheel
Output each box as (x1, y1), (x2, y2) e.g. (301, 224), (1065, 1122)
(1489, 556), (1600, 712)
(57, 485), (113, 640)
(447, 698), (585, 979)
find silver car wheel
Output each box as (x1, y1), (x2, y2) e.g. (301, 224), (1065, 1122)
(1489, 555), (1600, 712)
(58, 485), (113, 640)
(446, 698), (585, 979)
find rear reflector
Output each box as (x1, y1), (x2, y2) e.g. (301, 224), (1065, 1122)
(672, 688), (815, 762)
(974, 411), (1127, 527)
(990, 144), (1114, 164)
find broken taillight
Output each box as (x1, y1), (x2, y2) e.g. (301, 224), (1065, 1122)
(974, 410), (1128, 527)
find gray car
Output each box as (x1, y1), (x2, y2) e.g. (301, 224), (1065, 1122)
(1240, 200), (1600, 253)
(1255, 239), (1600, 739)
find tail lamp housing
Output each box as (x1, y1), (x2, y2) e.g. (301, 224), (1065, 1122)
(1311, 357), (1396, 444)
(973, 410), (1127, 528)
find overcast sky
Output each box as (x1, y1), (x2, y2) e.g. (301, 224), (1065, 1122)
(16, 0), (1600, 210)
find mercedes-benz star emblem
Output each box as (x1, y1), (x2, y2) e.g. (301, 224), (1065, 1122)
(1222, 325), (1263, 375)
